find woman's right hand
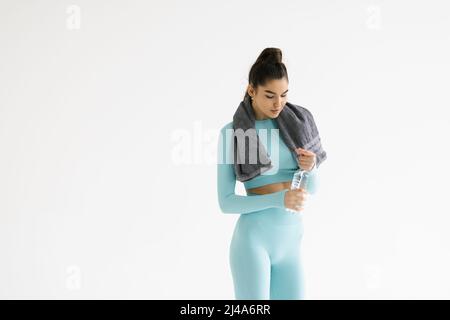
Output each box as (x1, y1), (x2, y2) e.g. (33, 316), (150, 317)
(284, 188), (308, 212)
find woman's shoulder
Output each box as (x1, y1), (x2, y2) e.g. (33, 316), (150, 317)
(218, 122), (234, 146)
(220, 121), (234, 133)
(286, 101), (315, 120)
(286, 101), (312, 114)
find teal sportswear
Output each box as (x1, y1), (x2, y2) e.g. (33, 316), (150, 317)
(217, 118), (319, 300)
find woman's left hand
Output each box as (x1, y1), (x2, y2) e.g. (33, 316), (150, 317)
(295, 147), (316, 171)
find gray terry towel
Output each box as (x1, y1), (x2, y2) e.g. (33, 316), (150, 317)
(232, 94), (327, 182)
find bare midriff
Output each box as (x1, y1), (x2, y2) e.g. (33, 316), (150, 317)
(246, 181), (292, 195)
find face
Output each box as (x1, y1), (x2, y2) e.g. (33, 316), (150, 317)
(247, 78), (289, 120)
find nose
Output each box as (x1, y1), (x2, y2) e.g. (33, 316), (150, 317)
(274, 97), (282, 109)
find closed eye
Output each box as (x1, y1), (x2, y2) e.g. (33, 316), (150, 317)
(266, 95), (287, 99)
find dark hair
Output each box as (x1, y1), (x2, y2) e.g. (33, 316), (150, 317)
(243, 47), (289, 100)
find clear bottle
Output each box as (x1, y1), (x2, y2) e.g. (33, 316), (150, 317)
(286, 169), (309, 214)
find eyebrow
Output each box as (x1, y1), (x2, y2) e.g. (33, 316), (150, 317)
(264, 89), (289, 95)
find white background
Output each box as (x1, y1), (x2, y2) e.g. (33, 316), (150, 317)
(1, 0), (449, 299)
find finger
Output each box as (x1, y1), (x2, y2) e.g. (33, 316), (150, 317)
(298, 158), (314, 164)
(295, 147), (310, 155)
(297, 148), (314, 155)
(299, 152), (315, 158)
(299, 162), (313, 169)
(298, 154), (314, 159)
(298, 192), (307, 199)
(300, 163), (312, 169)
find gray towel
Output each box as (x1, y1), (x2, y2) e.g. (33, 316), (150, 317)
(232, 94), (327, 182)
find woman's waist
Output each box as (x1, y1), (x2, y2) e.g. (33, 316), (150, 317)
(243, 169), (296, 190)
(246, 181), (291, 195)
(239, 207), (303, 226)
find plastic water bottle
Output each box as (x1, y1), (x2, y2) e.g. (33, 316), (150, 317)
(286, 169), (309, 214)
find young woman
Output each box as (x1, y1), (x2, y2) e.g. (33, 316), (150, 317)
(217, 47), (321, 300)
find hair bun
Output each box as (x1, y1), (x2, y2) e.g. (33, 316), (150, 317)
(243, 47), (288, 100)
(255, 47), (283, 65)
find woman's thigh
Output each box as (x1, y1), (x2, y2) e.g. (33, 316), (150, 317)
(229, 216), (271, 300)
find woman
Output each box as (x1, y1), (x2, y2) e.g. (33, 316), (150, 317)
(217, 47), (322, 299)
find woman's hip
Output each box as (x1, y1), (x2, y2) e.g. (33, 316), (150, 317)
(239, 206), (303, 227)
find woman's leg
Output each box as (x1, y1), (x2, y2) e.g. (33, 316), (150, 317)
(270, 246), (305, 300)
(229, 217), (271, 300)
(256, 214), (305, 300)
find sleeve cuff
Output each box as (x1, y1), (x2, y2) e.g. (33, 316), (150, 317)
(277, 189), (288, 209)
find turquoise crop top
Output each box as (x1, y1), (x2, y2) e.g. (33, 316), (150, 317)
(217, 118), (319, 214)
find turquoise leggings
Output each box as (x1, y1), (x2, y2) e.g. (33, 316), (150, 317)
(229, 199), (305, 300)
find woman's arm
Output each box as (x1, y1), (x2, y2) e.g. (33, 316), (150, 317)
(217, 157), (288, 214)
(305, 160), (319, 195)
(295, 147), (319, 195)
(217, 124), (288, 214)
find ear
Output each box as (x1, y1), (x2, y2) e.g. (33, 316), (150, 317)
(247, 84), (256, 97)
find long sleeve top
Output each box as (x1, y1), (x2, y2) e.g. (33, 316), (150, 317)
(217, 118), (319, 214)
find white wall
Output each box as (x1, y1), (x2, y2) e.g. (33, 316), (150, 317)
(1, 0), (449, 299)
